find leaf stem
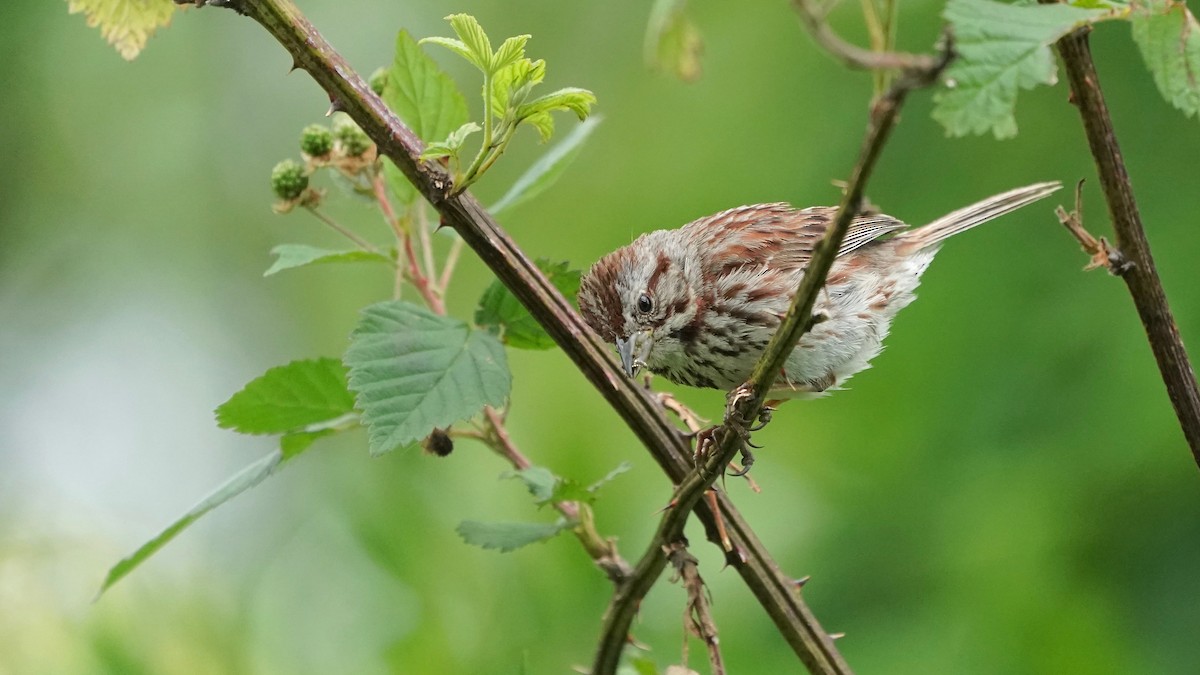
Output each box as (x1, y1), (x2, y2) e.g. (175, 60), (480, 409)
(478, 405), (633, 583)
(371, 172), (445, 312)
(459, 71), (494, 189)
(304, 206), (382, 254)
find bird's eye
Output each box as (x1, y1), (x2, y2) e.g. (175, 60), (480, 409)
(636, 293), (654, 314)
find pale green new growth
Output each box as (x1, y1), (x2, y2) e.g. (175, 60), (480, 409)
(934, 0), (1114, 138)
(420, 14), (597, 189)
(344, 301), (511, 455)
(1132, 0), (1200, 119)
(67, 0), (175, 60)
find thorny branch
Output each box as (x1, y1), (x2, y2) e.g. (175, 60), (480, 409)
(591, 20), (952, 675)
(1051, 22), (1200, 469)
(176, 0), (850, 671)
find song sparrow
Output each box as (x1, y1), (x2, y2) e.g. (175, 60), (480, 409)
(578, 182), (1061, 400)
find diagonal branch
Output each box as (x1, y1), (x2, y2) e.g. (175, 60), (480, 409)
(1052, 25), (1200, 469)
(591, 34), (953, 675)
(174, 0), (849, 670)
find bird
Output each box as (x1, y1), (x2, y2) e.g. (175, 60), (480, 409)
(578, 182), (1061, 401)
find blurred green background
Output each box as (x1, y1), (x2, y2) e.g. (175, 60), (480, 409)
(4, 0), (1200, 673)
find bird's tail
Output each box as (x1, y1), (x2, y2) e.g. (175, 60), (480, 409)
(893, 181), (1062, 254)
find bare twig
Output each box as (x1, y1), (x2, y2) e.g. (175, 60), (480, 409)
(792, 0), (935, 74)
(1055, 180), (1131, 275)
(1051, 24), (1200, 469)
(178, 0), (851, 671)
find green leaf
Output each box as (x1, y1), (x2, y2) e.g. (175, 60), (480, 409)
(445, 13), (494, 72)
(491, 116), (601, 215)
(522, 112), (555, 143)
(504, 466), (559, 502)
(419, 121), (482, 161)
(264, 244), (392, 277)
(67, 0), (176, 61)
(475, 260), (581, 350)
(386, 30), (470, 145)
(490, 59), (547, 120)
(645, 0), (705, 83)
(491, 34), (531, 73)
(517, 87), (597, 122)
(280, 428), (336, 459)
(345, 301), (511, 455)
(98, 445), (304, 597)
(1132, 0), (1200, 118)
(933, 0), (1112, 138)
(548, 462), (633, 504)
(215, 358), (355, 435)
(586, 461), (633, 495)
(456, 518), (572, 552)
(417, 37), (476, 67)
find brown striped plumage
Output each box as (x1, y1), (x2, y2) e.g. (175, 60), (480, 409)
(578, 182), (1061, 398)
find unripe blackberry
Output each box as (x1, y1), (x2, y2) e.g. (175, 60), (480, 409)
(271, 159), (308, 200)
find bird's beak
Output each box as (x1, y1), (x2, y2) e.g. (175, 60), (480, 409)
(616, 330), (653, 377)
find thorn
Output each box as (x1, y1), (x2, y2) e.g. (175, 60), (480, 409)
(325, 97), (345, 116)
(289, 58), (302, 74)
(793, 575), (811, 589)
(829, 632), (846, 641)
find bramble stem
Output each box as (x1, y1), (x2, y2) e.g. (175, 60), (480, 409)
(1051, 25), (1200, 469)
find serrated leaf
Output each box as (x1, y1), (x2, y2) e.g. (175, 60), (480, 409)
(387, 30), (470, 145)
(475, 260), (581, 350)
(522, 112), (555, 143)
(420, 121), (482, 160)
(491, 116), (601, 215)
(215, 358), (355, 435)
(67, 0), (176, 61)
(504, 466), (559, 502)
(345, 301), (511, 455)
(645, 0), (705, 83)
(1132, 0), (1200, 118)
(456, 518), (572, 552)
(445, 13), (493, 72)
(491, 35), (531, 73)
(417, 37), (475, 66)
(280, 428), (336, 459)
(549, 461), (632, 504)
(98, 445), (305, 597)
(517, 87), (597, 122)
(586, 461), (633, 495)
(264, 244), (392, 277)
(490, 59), (547, 121)
(933, 0), (1112, 138)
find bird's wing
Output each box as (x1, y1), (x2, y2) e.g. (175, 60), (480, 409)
(685, 203), (907, 278)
